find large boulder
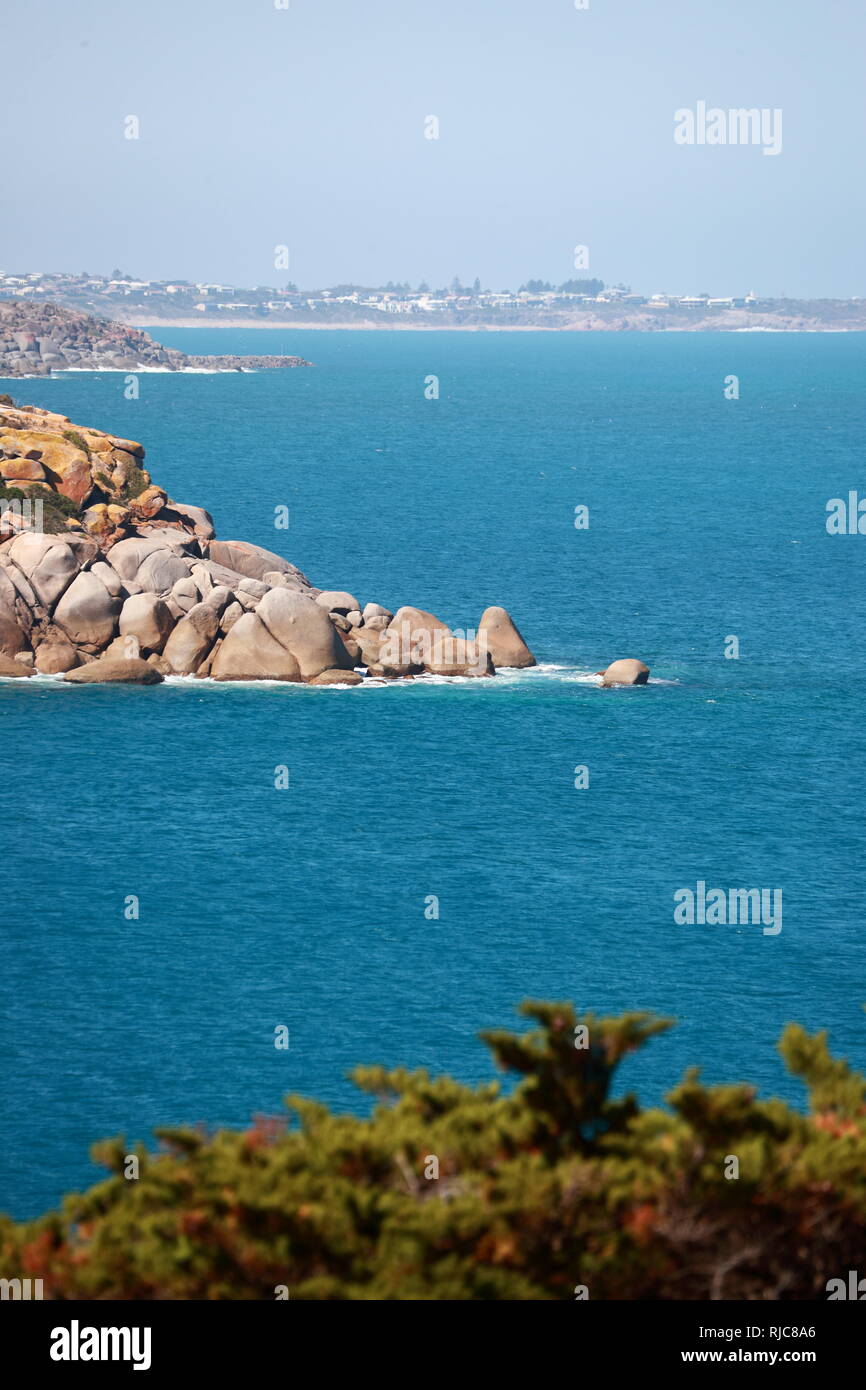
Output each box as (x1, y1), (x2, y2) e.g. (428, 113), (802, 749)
(423, 638), (494, 677)
(103, 537), (163, 581)
(256, 588), (353, 679)
(89, 560), (125, 598)
(210, 612), (302, 682)
(35, 640), (79, 673)
(0, 650), (33, 677)
(129, 527), (199, 557)
(136, 548), (193, 595)
(315, 590), (360, 614)
(350, 626), (385, 666)
(0, 598), (29, 657)
(64, 656), (164, 685)
(386, 606), (451, 666)
(477, 606), (536, 669)
(601, 658), (650, 686)
(106, 536), (192, 594)
(161, 602), (220, 675)
(104, 634), (141, 661)
(1, 457), (45, 482)
(5, 533), (95, 610)
(118, 593), (174, 653)
(27, 435), (93, 505)
(0, 557), (38, 610)
(362, 602), (393, 631)
(308, 668), (364, 686)
(169, 576), (201, 614)
(203, 585), (233, 617)
(219, 600), (243, 633)
(159, 503), (215, 539)
(205, 540), (312, 588)
(53, 571), (121, 648)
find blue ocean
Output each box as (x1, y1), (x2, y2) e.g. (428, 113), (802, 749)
(3, 328), (865, 1220)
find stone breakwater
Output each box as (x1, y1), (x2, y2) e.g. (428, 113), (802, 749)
(0, 401), (546, 687)
(0, 300), (309, 376)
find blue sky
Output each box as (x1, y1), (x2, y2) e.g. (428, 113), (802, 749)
(2, 0), (863, 294)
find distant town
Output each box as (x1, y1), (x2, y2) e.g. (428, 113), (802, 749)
(1, 269), (864, 331)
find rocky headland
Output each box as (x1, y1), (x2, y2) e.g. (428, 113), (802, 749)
(0, 301), (309, 376)
(0, 399), (552, 686)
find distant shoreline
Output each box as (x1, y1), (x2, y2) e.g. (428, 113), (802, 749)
(126, 317), (864, 334)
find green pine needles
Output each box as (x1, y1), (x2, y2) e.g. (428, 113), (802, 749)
(2, 1002), (865, 1300)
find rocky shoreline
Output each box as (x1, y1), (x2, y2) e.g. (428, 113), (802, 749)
(0, 301), (309, 377)
(0, 399), (649, 689)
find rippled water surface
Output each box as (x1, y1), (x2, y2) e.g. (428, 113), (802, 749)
(2, 329), (865, 1218)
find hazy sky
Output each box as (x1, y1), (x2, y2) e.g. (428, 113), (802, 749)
(3, 0), (863, 295)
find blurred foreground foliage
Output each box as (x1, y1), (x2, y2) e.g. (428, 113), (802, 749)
(3, 1002), (865, 1300)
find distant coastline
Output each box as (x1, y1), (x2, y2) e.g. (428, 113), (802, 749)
(126, 316), (865, 333)
(5, 270), (866, 334)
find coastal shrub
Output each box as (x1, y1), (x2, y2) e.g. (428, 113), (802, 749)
(118, 464), (149, 502)
(61, 429), (91, 455)
(0, 485), (78, 534)
(1, 1001), (865, 1300)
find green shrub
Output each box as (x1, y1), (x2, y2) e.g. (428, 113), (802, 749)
(62, 429), (91, 455)
(1, 1001), (864, 1300)
(118, 464), (149, 502)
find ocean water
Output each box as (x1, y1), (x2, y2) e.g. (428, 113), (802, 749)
(2, 328), (865, 1221)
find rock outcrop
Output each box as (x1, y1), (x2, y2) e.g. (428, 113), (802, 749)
(601, 658), (650, 686)
(0, 400), (537, 688)
(478, 606), (536, 668)
(0, 300), (309, 377)
(64, 656), (164, 685)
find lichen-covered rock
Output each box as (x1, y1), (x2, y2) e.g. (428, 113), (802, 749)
(1, 457), (45, 482)
(0, 400), (541, 693)
(81, 503), (131, 541)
